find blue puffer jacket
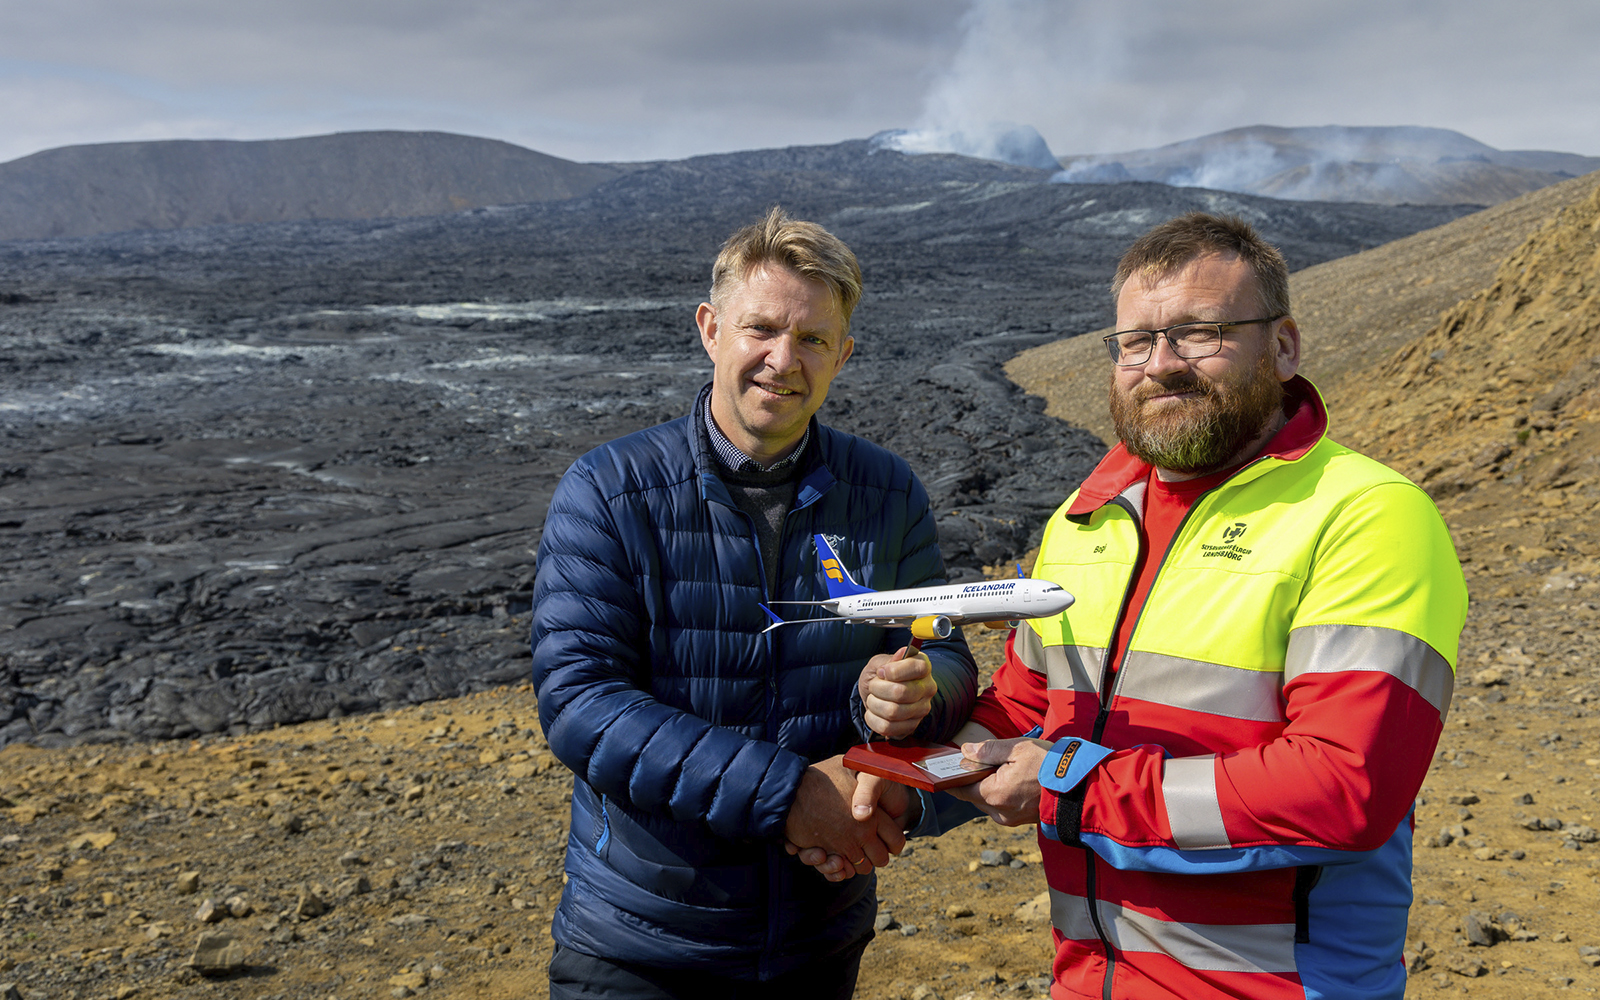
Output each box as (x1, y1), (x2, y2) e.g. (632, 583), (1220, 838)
(531, 401), (976, 980)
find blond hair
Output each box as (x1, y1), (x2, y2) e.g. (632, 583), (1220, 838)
(710, 207), (863, 329)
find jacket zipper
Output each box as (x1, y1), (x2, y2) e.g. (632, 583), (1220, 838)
(1085, 483), (1223, 998)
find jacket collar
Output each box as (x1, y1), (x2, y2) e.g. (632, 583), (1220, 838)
(690, 382), (836, 508)
(1066, 375), (1327, 518)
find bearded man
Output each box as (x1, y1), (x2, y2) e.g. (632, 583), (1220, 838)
(945, 212), (1467, 1000)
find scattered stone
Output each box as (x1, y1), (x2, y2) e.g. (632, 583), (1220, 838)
(0, 984), (18, 1000)
(338, 850), (369, 868)
(910, 985), (941, 1000)
(388, 913), (434, 928)
(874, 911), (898, 932)
(1464, 912), (1498, 947)
(945, 904), (974, 918)
(334, 875), (371, 898)
(1565, 825), (1599, 842)
(1550, 976), (1575, 988)
(979, 850), (1012, 867)
(176, 871), (200, 895)
(225, 895), (252, 918)
(67, 831), (118, 851)
(899, 923), (920, 937)
(1445, 954), (1487, 977)
(1014, 891), (1052, 923)
(190, 931), (246, 975)
(388, 972), (428, 990)
(271, 814), (305, 835)
(193, 898), (224, 924)
(295, 885), (328, 919)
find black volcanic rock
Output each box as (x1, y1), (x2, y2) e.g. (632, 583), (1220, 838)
(0, 131), (619, 242)
(0, 139), (1478, 745)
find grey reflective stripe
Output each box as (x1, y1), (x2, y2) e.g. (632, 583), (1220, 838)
(1285, 622), (1455, 719)
(1042, 643), (1104, 694)
(1118, 479), (1148, 519)
(1015, 625), (1049, 675)
(1162, 755), (1231, 849)
(1050, 889), (1298, 974)
(1118, 651), (1285, 722)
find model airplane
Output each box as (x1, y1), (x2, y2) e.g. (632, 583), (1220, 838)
(760, 534), (1075, 640)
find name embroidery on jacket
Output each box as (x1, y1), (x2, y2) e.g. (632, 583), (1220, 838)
(1200, 521), (1253, 561)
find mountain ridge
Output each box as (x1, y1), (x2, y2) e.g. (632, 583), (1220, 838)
(0, 131), (619, 242)
(1056, 125), (1600, 206)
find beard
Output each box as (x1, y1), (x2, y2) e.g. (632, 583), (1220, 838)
(1109, 348), (1286, 474)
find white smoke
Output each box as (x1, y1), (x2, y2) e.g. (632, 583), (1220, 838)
(873, 0), (1132, 169)
(874, 122), (1060, 170)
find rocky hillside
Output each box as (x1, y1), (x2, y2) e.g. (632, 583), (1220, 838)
(1336, 178), (1600, 499)
(0, 132), (619, 242)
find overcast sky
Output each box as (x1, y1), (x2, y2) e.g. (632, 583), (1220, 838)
(2, 0), (1597, 167)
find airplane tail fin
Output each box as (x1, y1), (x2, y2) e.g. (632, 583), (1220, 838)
(813, 533), (874, 600)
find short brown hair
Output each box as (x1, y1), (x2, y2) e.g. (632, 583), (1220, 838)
(1110, 212), (1290, 318)
(710, 207), (863, 329)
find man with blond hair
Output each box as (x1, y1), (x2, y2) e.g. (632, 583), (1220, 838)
(532, 207), (975, 999)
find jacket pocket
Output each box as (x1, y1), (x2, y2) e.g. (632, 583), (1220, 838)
(594, 795), (612, 857)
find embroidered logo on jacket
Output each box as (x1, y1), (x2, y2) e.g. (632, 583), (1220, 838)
(1200, 522), (1253, 561)
(1054, 740), (1082, 779)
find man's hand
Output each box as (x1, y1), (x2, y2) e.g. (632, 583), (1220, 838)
(859, 645), (937, 739)
(787, 770), (918, 881)
(784, 755), (908, 881)
(946, 736), (1051, 826)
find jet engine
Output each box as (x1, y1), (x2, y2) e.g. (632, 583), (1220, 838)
(910, 615), (953, 640)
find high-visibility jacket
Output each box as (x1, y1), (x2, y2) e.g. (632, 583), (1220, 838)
(971, 378), (1467, 1000)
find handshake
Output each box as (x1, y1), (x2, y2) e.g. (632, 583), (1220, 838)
(782, 647), (1052, 882)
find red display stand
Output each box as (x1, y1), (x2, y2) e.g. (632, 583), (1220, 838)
(843, 739), (996, 792)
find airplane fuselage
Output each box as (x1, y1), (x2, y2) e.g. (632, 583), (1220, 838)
(824, 577), (1073, 627)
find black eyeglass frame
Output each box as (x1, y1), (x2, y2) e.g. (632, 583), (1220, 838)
(1103, 316), (1285, 367)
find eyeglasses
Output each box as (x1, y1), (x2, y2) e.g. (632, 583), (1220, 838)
(1103, 317), (1283, 367)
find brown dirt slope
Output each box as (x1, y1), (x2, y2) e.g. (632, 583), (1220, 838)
(1004, 170), (1600, 447)
(0, 619), (1060, 1000)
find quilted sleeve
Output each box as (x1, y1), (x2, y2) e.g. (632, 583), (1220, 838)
(531, 462), (809, 842)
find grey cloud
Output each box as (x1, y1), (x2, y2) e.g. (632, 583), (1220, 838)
(0, 0), (1595, 167)
(0, 1), (969, 162)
